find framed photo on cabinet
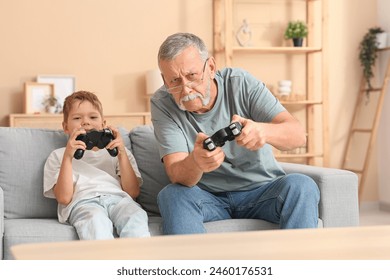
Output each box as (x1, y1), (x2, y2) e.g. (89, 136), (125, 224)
(37, 75), (75, 107)
(24, 82), (55, 113)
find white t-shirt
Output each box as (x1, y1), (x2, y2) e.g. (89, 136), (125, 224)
(43, 147), (143, 223)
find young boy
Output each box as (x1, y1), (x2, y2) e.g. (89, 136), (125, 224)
(43, 90), (150, 239)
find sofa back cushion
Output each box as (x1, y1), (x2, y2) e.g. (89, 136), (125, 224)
(129, 125), (170, 216)
(0, 128), (67, 218)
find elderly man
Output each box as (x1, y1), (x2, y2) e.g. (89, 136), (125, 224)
(151, 32), (319, 234)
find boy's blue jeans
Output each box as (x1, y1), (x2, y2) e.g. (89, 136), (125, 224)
(68, 195), (150, 239)
(157, 173), (320, 234)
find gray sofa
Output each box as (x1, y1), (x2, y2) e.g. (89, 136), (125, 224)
(0, 125), (359, 260)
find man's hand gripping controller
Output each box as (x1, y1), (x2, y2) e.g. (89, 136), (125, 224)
(203, 122), (242, 151)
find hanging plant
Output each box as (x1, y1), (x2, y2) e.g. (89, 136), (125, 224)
(358, 27), (385, 98)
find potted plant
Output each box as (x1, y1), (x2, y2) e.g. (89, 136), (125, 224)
(359, 26), (385, 97)
(284, 20), (308, 47)
(42, 95), (59, 113)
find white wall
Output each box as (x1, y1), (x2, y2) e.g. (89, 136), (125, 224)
(378, 0), (390, 209)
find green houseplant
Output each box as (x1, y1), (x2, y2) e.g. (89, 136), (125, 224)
(359, 27), (385, 97)
(42, 95), (59, 113)
(284, 20), (308, 47)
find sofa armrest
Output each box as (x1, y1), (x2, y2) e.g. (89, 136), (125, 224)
(280, 162), (359, 227)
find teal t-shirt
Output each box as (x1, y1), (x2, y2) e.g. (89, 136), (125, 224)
(151, 67), (286, 192)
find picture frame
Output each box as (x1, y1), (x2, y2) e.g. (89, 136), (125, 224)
(24, 82), (55, 113)
(37, 75), (75, 107)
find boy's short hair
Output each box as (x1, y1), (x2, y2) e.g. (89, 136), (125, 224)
(63, 91), (104, 122)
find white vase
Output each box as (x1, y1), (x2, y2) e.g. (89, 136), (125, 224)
(47, 106), (57, 114)
(278, 80), (292, 96)
(376, 32), (388, 49)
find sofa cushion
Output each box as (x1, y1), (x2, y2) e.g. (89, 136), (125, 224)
(129, 125), (170, 216)
(0, 128), (67, 219)
(4, 219), (79, 260)
(204, 219), (279, 232)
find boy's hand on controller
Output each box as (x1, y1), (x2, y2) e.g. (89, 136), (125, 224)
(65, 127), (86, 159)
(105, 126), (126, 155)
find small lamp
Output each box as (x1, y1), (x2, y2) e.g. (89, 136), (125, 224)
(145, 69), (163, 111)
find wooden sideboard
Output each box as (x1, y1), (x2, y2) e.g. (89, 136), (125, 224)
(9, 113), (151, 130)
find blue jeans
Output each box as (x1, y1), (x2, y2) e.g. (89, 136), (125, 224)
(157, 173), (320, 234)
(68, 195), (150, 239)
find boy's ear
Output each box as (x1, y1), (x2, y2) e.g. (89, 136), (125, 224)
(102, 119), (106, 127)
(62, 121), (68, 133)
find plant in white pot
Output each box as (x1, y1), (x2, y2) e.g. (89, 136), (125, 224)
(42, 95), (59, 113)
(375, 28), (388, 49)
(284, 20), (308, 47)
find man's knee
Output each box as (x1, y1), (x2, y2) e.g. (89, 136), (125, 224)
(158, 184), (186, 203)
(158, 183), (200, 204)
(284, 173), (320, 202)
(157, 184), (196, 213)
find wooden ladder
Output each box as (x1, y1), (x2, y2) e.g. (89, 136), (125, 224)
(342, 47), (390, 201)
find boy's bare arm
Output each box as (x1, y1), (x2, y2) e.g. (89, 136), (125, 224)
(107, 126), (140, 199)
(53, 128), (86, 205)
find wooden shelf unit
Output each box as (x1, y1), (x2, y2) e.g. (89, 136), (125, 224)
(213, 0), (329, 166)
(230, 46), (322, 53)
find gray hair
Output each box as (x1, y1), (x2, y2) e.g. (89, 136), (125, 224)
(158, 33), (209, 63)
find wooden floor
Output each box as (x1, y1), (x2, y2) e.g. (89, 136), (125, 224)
(359, 202), (390, 226)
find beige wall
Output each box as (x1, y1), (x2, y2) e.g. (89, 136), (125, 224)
(0, 0), (212, 124)
(0, 0), (381, 202)
(377, 0), (390, 208)
(327, 0), (378, 201)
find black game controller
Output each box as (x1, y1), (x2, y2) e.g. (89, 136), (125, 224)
(203, 122), (242, 151)
(74, 128), (118, 159)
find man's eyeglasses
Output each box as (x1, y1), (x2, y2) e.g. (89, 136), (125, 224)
(165, 58), (209, 94)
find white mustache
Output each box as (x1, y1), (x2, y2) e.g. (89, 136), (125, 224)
(180, 93), (203, 103)
(177, 79), (211, 111)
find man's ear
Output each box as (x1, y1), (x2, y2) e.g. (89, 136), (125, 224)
(208, 56), (217, 79)
(161, 74), (168, 88)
